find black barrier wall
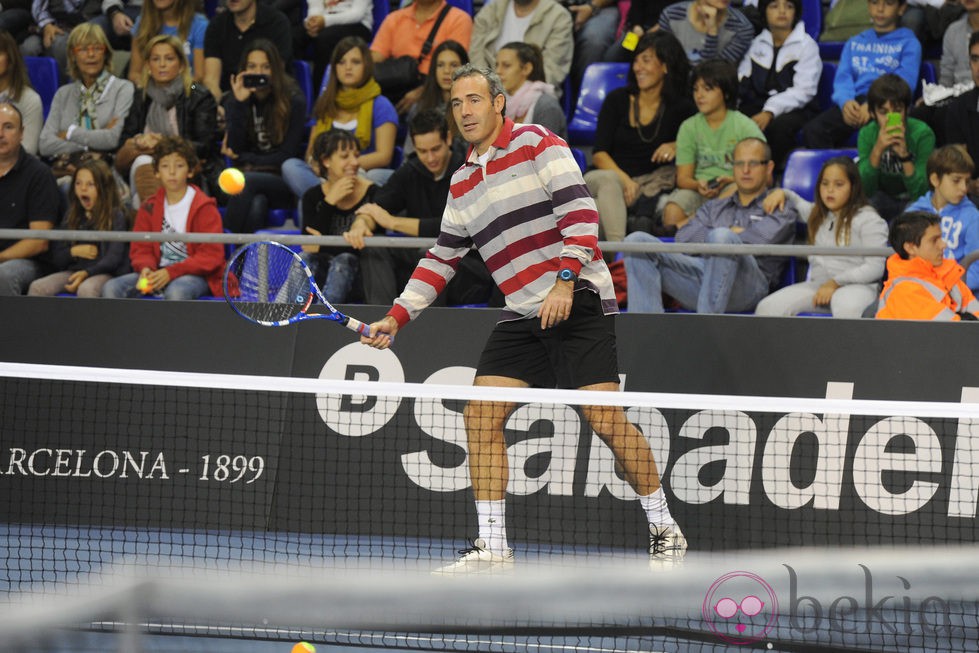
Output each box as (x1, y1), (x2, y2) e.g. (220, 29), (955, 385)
(2, 297), (979, 553)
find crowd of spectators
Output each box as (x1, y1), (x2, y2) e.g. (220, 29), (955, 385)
(1, 0), (978, 320)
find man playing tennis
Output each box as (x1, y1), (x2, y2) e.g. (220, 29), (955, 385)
(361, 64), (685, 573)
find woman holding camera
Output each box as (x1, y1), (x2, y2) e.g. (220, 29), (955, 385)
(116, 34), (217, 207)
(220, 38), (307, 233)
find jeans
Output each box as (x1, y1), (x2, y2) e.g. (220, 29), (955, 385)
(102, 272), (210, 300)
(0, 258), (48, 296)
(305, 252), (359, 304)
(624, 229), (770, 314)
(572, 6), (620, 87)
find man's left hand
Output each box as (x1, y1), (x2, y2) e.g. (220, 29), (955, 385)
(539, 281), (574, 329)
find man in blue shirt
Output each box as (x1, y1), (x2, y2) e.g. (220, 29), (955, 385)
(624, 137), (798, 313)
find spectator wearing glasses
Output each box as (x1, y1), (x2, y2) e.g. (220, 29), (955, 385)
(39, 23), (134, 165)
(623, 137), (797, 313)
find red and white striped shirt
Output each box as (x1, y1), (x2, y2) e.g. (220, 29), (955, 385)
(388, 118), (617, 327)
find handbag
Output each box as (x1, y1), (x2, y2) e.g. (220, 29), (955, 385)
(373, 4), (451, 100)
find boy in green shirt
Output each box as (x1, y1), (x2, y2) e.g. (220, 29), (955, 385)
(662, 59), (765, 230)
(857, 73), (935, 222)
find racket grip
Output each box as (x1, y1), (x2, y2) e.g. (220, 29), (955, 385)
(345, 316), (394, 344)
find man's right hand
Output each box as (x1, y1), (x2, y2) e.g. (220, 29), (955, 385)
(361, 316), (399, 349)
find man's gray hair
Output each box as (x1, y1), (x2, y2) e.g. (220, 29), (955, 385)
(451, 64), (507, 117)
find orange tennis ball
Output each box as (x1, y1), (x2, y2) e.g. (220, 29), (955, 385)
(218, 167), (246, 195)
(136, 277), (153, 294)
(291, 643), (315, 653)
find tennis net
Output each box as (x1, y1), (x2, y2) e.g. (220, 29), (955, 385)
(2, 362), (978, 652)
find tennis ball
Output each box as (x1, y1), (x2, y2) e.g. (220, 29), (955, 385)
(291, 643), (315, 653)
(218, 167), (246, 195)
(136, 277), (152, 294)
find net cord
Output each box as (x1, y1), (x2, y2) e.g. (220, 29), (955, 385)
(0, 362), (976, 419)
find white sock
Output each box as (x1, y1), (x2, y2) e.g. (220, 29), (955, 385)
(639, 488), (676, 529)
(475, 499), (508, 554)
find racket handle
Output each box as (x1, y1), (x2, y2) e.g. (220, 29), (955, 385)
(344, 316), (394, 344)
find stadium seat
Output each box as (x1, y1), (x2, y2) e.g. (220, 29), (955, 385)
(816, 61), (836, 112)
(801, 0), (821, 41)
(567, 62), (629, 146)
(267, 209), (297, 229)
(561, 76), (572, 120)
(293, 60), (315, 121)
(916, 61), (936, 99)
(818, 41), (845, 61)
(373, 0), (389, 34)
(570, 147), (587, 174)
(24, 56), (59, 119)
(782, 148), (859, 202)
(446, 0), (473, 14)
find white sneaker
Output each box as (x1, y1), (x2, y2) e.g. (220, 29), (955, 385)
(433, 538), (515, 575)
(648, 524), (686, 570)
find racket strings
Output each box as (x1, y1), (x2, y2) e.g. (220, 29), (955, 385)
(227, 245), (313, 323)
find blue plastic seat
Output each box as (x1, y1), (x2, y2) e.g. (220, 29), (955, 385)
(24, 56), (59, 119)
(561, 76), (572, 120)
(446, 0), (473, 14)
(293, 60), (315, 121)
(916, 61), (936, 99)
(782, 148), (859, 203)
(816, 61), (836, 112)
(818, 41), (845, 61)
(373, 0), (389, 34)
(801, 1), (821, 41)
(570, 147), (587, 174)
(567, 62), (629, 146)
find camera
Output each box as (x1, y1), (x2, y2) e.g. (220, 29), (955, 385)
(241, 74), (270, 89)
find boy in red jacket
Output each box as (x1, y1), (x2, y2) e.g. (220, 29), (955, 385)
(102, 137), (225, 300)
(876, 211), (979, 320)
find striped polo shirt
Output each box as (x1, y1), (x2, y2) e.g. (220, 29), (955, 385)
(388, 118), (617, 327)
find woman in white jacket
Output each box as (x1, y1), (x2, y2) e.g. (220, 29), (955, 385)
(737, 0), (820, 170)
(756, 157), (889, 318)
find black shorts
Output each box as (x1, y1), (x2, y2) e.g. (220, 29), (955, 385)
(475, 290), (620, 389)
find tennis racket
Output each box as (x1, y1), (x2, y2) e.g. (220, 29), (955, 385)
(224, 241), (375, 337)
